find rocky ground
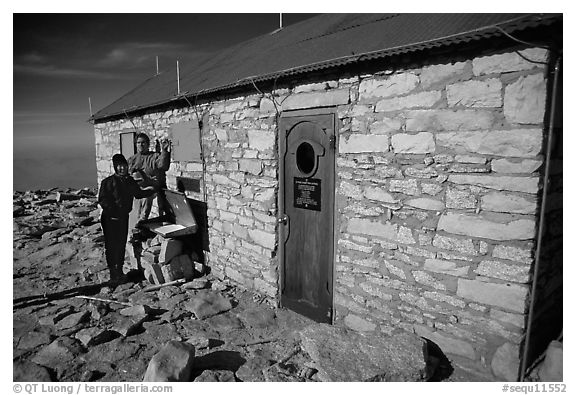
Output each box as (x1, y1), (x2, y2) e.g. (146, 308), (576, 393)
(14, 188), (482, 382)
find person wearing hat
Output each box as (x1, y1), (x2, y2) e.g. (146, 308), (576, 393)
(98, 154), (156, 284)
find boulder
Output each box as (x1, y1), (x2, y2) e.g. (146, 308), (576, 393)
(194, 370), (236, 382)
(119, 305), (152, 317)
(32, 338), (85, 367)
(17, 331), (53, 350)
(143, 341), (195, 382)
(13, 361), (53, 382)
(299, 324), (428, 381)
(538, 340), (563, 382)
(111, 314), (148, 337)
(55, 311), (90, 330)
(75, 328), (118, 347)
(237, 307), (276, 329)
(183, 292), (233, 320)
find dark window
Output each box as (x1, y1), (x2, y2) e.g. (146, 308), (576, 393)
(296, 141), (315, 175)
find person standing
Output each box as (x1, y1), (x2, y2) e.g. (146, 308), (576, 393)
(98, 154), (155, 284)
(127, 133), (171, 222)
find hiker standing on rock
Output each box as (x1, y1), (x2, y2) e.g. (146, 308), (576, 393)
(98, 154), (155, 284)
(128, 132), (171, 222)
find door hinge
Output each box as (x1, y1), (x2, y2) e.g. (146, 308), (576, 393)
(329, 134), (336, 150)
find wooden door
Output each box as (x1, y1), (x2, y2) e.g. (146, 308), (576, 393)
(279, 111), (335, 323)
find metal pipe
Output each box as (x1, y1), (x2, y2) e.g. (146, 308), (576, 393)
(519, 54), (562, 381)
(88, 97), (93, 116)
(177, 60), (180, 95)
(156, 56), (159, 75)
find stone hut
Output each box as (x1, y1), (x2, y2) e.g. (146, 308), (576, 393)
(91, 14), (563, 381)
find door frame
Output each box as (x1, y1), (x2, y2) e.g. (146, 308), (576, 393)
(277, 107), (338, 324)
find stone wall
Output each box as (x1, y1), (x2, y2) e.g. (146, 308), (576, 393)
(94, 98), (281, 300)
(94, 46), (554, 381)
(332, 47), (550, 380)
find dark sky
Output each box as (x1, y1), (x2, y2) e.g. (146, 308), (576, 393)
(13, 13), (318, 190)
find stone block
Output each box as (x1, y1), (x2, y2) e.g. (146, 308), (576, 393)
(473, 48), (548, 76)
(143, 341), (195, 382)
(259, 97), (277, 113)
(447, 163), (490, 173)
(436, 129), (542, 158)
(456, 279), (528, 312)
(405, 197), (445, 211)
(389, 179), (420, 195)
(412, 270), (446, 290)
(455, 155), (487, 164)
(491, 158), (543, 174)
(364, 186), (398, 203)
(359, 73), (419, 99)
(370, 118), (402, 134)
(414, 325), (476, 360)
(397, 226), (416, 244)
(489, 310), (525, 328)
(254, 278), (276, 297)
(404, 166), (438, 179)
(437, 213), (536, 241)
(347, 218), (397, 241)
(338, 239), (373, 254)
(492, 245), (532, 264)
(420, 61), (469, 88)
(143, 262), (166, 284)
(339, 181), (362, 199)
(375, 91), (441, 112)
(159, 239), (184, 264)
(422, 291), (466, 308)
(247, 130), (275, 151)
(385, 260), (407, 279)
(474, 260), (530, 283)
(405, 109), (494, 132)
(300, 323), (428, 381)
(248, 229), (275, 250)
(422, 183), (443, 196)
(161, 254), (195, 282)
(238, 159), (263, 175)
(491, 342), (520, 381)
(504, 73), (547, 125)
(391, 132), (435, 154)
(423, 259), (470, 277)
(447, 78), (502, 108)
(344, 314), (376, 332)
(448, 174), (539, 194)
(433, 234), (478, 255)
(481, 192), (537, 215)
(282, 88), (350, 110)
(339, 134), (389, 153)
(446, 187), (477, 209)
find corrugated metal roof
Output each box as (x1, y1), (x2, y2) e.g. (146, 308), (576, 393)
(92, 13), (560, 122)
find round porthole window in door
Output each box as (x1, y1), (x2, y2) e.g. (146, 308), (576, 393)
(296, 141), (316, 176)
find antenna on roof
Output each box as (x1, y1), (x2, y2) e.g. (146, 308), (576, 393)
(88, 97), (93, 117)
(156, 56), (159, 75)
(279, 13), (283, 29)
(176, 60), (180, 95)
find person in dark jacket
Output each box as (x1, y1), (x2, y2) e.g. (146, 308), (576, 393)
(98, 154), (155, 283)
